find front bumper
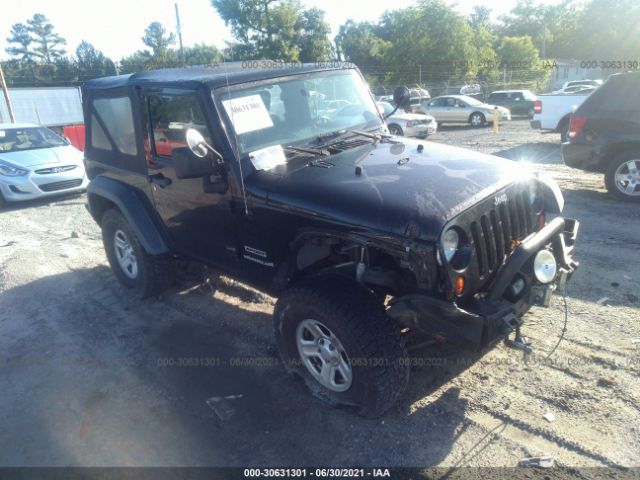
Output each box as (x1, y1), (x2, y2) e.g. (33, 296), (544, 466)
(387, 216), (579, 350)
(408, 124), (437, 138)
(0, 169), (88, 202)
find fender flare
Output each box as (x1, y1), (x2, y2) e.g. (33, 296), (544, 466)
(87, 176), (170, 255)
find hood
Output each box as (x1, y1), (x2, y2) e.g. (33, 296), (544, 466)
(0, 145), (83, 169)
(248, 137), (532, 241)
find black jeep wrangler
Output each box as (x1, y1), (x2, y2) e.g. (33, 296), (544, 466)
(82, 64), (579, 417)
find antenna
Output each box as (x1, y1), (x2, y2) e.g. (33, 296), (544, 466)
(175, 2), (185, 66)
(223, 46), (249, 216)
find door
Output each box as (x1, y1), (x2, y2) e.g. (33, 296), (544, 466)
(426, 97), (450, 122)
(452, 98), (470, 122)
(140, 89), (240, 269)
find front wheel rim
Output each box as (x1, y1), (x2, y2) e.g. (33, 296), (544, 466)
(296, 319), (353, 392)
(114, 229), (138, 279)
(614, 159), (640, 196)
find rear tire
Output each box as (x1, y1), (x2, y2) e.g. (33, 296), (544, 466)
(605, 151), (640, 202)
(274, 274), (409, 417)
(101, 208), (173, 298)
(559, 122), (570, 143)
(388, 124), (404, 136)
(0, 191), (5, 209)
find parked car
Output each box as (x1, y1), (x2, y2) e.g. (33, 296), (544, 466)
(553, 85), (597, 95)
(82, 64), (579, 417)
(530, 91), (593, 141)
(558, 79), (602, 92)
(0, 123), (88, 208)
(487, 90), (538, 117)
(376, 101), (437, 138)
(419, 95), (511, 127)
(562, 71), (640, 201)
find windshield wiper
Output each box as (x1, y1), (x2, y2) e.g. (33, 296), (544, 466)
(282, 145), (330, 157)
(315, 128), (388, 146)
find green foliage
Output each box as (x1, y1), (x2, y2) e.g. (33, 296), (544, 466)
(5, 23), (34, 62)
(142, 21), (176, 62)
(496, 36), (549, 89)
(27, 14), (67, 63)
(211, 0), (331, 61)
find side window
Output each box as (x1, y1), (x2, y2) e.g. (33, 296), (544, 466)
(92, 96), (137, 155)
(147, 94), (211, 159)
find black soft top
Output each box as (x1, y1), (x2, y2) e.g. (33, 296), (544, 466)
(83, 62), (353, 91)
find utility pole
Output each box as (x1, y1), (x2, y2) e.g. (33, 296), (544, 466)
(0, 63), (15, 123)
(175, 2), (185, 66)
(541, 19), (546, 59)
(503, 64), (507, 90)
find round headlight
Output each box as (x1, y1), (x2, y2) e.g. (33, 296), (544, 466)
(442, 228), (459, 262)
(533, 249), (557, 283)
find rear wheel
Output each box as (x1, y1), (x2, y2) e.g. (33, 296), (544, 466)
(388, 124), (404, 136)
(0, 191), (5, 209)
(101, 208), (173, 298)
(559, 121), (570, 143)
(469, 112), (486, 127)
(605, 152), (640, 202)
(274, 275), (409, 417)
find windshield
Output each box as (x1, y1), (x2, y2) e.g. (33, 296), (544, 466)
(0, 126), (68, 153)
(216, 69), (382, 156)
(460, 95), (483, 106)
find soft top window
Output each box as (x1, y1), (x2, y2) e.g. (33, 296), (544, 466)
(91, 96), (137, 156)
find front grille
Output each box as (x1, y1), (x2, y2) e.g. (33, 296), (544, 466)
(39, 179), (83, 192)
(35, 165), (77, 175)
(470, 188), (534, 280)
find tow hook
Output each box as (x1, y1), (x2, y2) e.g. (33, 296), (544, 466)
(501, 314), (533, 355)
(505, 325), (532, 355)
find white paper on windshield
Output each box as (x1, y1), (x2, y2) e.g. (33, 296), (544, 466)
(249, 145), (286, 171)
(222, 95), (273, 134)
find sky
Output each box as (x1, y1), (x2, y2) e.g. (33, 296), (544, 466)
(0, 0), (560, 62)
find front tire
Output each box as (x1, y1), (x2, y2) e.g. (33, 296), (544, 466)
(274, 275), (409, 417)
(101, 208), (173, 298)
(469, 112), (486, 128)
(605, 151), (640, 202)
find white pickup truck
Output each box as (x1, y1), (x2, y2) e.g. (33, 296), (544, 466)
(530, 92), (592, 142)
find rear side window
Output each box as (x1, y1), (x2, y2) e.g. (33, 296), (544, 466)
(91, 96), (137, 155)
(489, 93), (506, 101)
(578, 74), (640, 114)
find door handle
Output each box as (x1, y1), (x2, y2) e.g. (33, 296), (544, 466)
(149, 173), (172, 188)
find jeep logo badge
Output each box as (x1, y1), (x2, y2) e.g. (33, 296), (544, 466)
(494, 193), (508, 206)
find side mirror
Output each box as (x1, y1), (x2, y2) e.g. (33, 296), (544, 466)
(393, 86), (411, 111)
(186, 128), (208, 158)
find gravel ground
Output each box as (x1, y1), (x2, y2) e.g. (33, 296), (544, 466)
(0, 119), (639, 468)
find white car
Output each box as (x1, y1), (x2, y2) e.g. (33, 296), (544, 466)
(558, 79), (602, 92)
(376, 102), (437, 138)
(419, 95), (511, 127)
(0, 123), (88, 207)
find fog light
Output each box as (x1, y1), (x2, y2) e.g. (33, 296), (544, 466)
(533, 250), (557, 284)
(509, 277), (526, 297)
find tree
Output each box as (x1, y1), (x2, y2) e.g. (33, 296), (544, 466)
(27, 13), (67, 63)
(211, 0), (331, 61)
(469, 6), (492, 32)
(335, 20), (390, 68)
(142, 22), (176, 64)
(296, 8), (332, 62)
(496, 36), (549, 89)
(76, 41), (116, 79)
(183, 43), (222, 65)
(5, 23), (34, 62)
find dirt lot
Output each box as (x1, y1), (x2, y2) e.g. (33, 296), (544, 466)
(1, 119), (639, 468)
